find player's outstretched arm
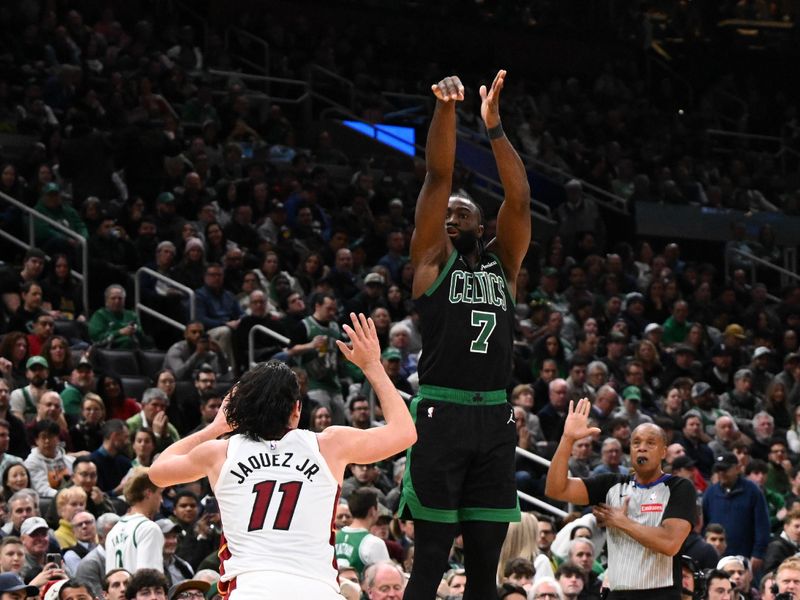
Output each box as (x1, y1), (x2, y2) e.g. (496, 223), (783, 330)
(410, 76), (463, 297)
(149, 395), (233, 488)
(544, 398), (599, 505)
(482, 70), (531, 293)
(319, 313), (416, 476)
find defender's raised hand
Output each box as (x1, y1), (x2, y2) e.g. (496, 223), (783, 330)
(431, 75), (465, 102)
(337, 312), (381, 370)
(479, 69), (506, 128)
(562, 398), (601, 442)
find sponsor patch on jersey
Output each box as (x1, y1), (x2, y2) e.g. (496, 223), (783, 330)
(640, 503), (664, 513)
(481, 260), (497, 269)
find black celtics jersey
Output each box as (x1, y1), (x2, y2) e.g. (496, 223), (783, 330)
(415, 250), (514, 391)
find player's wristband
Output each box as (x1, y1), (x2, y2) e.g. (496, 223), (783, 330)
(487, 123), (505, 140)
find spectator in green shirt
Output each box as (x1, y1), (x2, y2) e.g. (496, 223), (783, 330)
(87, 285), (147, 349)
(662, 300), (692, 347)
(32, 183), (88, 260)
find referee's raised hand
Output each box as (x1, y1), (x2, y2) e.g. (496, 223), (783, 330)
(562, 398), (601, 442)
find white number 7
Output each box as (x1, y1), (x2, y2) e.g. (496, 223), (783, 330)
(470, 310), (496, 353)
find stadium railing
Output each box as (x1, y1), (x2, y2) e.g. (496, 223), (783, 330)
(725, 247), (800, 291)
(134, 267), (196, 332)
(248, 324), (291, 369)
(0, 189), (89, 313)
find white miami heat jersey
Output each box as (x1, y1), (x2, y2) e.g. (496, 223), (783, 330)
(214, 429), (340, 591)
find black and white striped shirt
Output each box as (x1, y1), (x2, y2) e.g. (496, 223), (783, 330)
(583, 473), (695, 593)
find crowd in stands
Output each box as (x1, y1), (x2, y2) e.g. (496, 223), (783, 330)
(0, 1), (799, 600)
(224, 1), (800, 218)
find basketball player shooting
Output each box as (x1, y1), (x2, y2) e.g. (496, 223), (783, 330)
(149, 312), (416, 600)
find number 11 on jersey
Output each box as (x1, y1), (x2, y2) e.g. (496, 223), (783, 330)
(248, 480), (304, 531)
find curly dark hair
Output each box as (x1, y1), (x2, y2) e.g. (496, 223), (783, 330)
(226, 360), (300, 440)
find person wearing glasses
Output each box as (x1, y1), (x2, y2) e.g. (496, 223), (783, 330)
(529, 577), (565, 600)
(148, 313), (416, 600)
(124, 569), (168, 600)
(167, 580), (210, 600)
(62, 511), (96, 576)
(547, 399), (696, 600)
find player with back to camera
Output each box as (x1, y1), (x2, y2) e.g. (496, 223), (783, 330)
(148, 313), (416, 600)
(399, 69), (531, 600)
(546, 398), (696, 600)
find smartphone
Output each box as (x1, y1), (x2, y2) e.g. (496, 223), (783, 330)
(203, 496), (219, 514)
(46, 553), (61, 565)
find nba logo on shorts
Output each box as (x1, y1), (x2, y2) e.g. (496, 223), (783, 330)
(427, 407), (434, 418)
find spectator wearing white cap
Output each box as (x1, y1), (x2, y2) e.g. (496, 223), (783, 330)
(345, 272), (387, 318)
(156, 519), (193, 587)
(749, 346), (776, 398)
(19, 516), (65, 584)
(717, 555), (758, 600)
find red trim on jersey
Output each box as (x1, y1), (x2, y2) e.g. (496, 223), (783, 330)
(217, 533), (237, 599)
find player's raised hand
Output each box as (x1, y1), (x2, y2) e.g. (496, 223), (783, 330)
(479, 69), (506, 128)
(431, 75), (464, 102)
(562, 398), (601, 442)
(337, 313), (381, 370)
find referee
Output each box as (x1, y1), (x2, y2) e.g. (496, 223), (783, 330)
(546, 399), (696, 600)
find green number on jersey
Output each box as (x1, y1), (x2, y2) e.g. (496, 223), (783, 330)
(470, 310), (496, 353)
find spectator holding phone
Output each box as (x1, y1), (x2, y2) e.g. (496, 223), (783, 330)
(88, 285), (148, 350)
(19, 516), (67, 585)
(163, 322), (228, 381)
(170, 491), (219, 569)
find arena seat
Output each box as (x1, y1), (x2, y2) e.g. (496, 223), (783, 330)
(92, 349), (140, 377)
(120, 375), (151, 402)
(138, 350), (167, 378)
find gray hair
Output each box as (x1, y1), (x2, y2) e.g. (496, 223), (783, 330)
(601, 438), (622, 452)
(156, 241), (176, 254)
(8, 489), (38, 508)
(97, 512), (121, 541)
(587, 361), (608, 376)
(104, 284), (126, 301)
(528, 577), (565, 600)
(754, 411), (774, 426)
(569, 536), (595, 555)
(715, 415), (738, 432)
(363, 561), (405, 590)
(389, 323), (411, 338)
(141, 388), (169, 406)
